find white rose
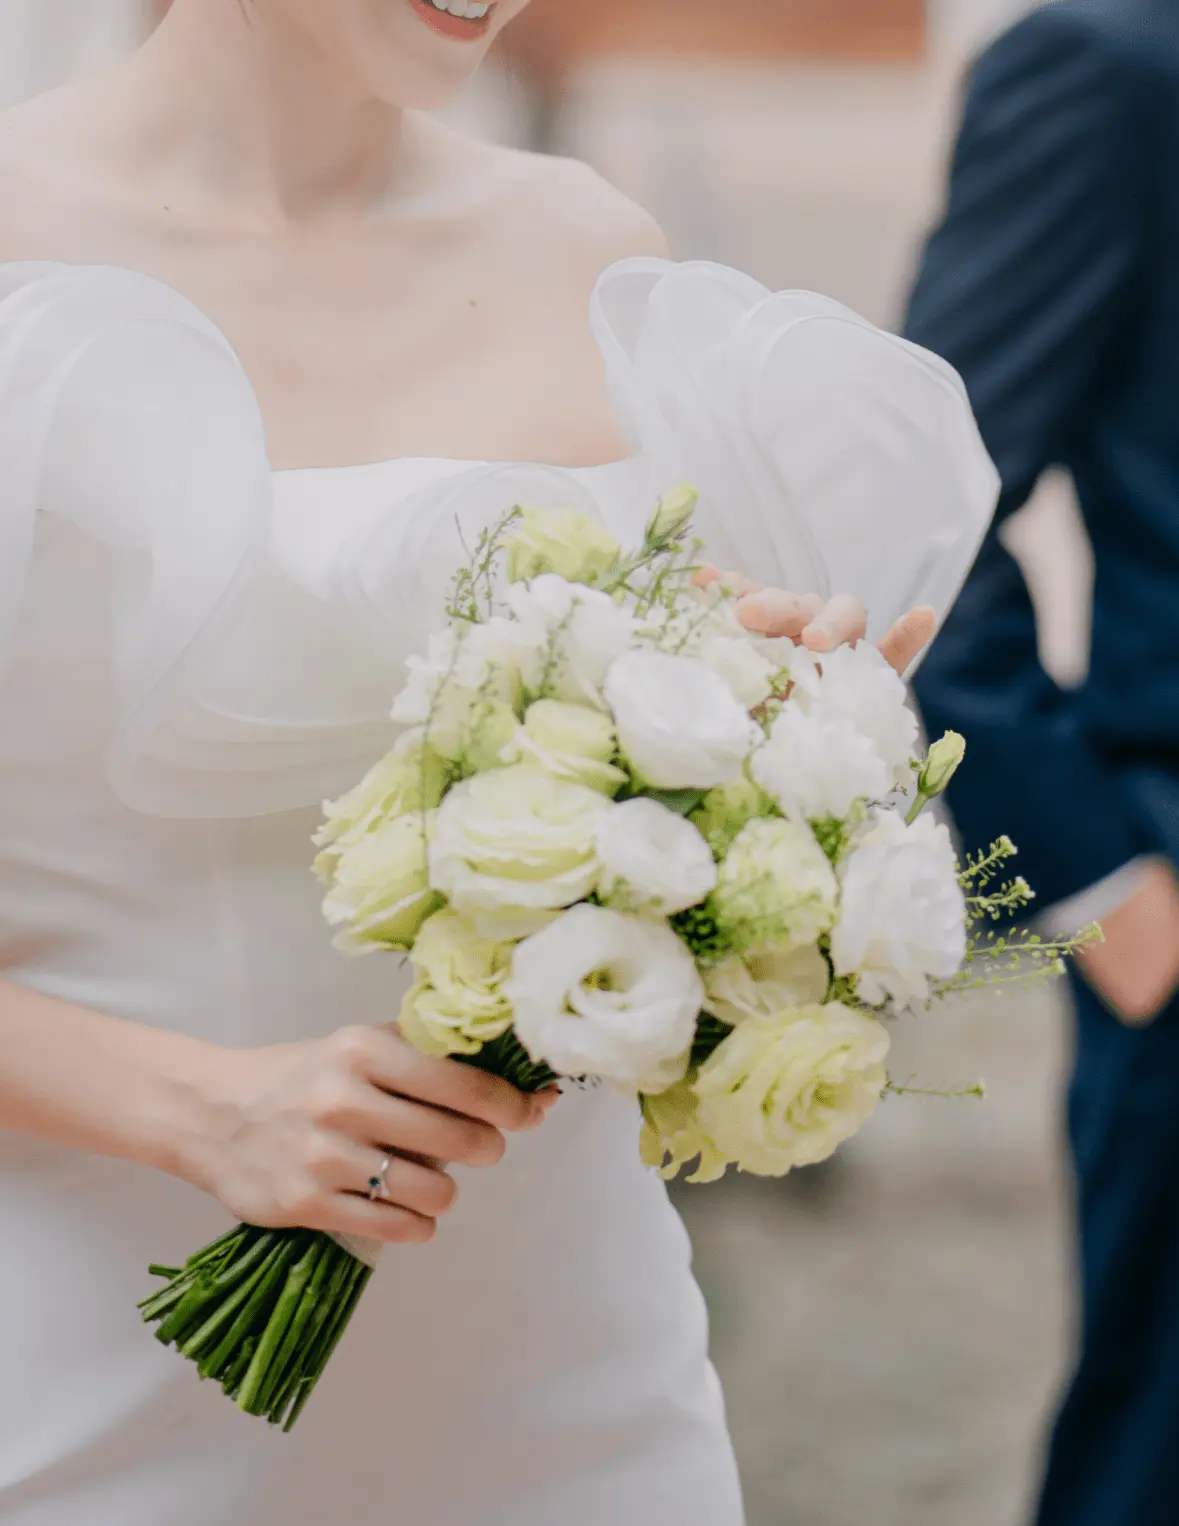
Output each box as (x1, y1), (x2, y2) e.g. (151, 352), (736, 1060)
(830, 810), (968, 1011)
(506, 699), (627, 796)
(703, 943), (831, 1025)
(505, 904), (703, 1093)
(506, 574), (635, 710)
(596, 798), (718, 916)
(604, 649), (762, 790)
(428, 764), (612, 939)
(694, 1003), (890, 1174)
(322, 811), (441, 953)
(751, 705), (890, 822)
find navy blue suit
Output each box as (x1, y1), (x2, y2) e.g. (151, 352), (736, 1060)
(905, 4), (1179, 1522)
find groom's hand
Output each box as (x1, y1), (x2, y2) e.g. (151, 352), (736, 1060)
(694, 566), (935, 675)
(1078, 860), (1179, 1025)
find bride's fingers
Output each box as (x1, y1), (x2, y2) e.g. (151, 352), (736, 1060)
(737, 588), (823, 638)
(694, 564), (763, 597)
(801, 594), (868, 653)
(877, 606), (936, 674)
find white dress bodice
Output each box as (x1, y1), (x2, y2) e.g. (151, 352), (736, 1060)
(0, 258), (996, 1525)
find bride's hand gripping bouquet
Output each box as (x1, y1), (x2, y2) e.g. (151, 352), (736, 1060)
(140, 488), (1093, 1428)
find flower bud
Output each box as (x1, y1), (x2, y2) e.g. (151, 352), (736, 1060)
(918, 731), (966, 799)
(645, 483), (699, 545)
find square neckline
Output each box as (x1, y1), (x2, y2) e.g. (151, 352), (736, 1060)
(0, 255), (630, 479)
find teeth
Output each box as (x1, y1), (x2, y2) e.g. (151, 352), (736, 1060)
(425, 0), (490, 18)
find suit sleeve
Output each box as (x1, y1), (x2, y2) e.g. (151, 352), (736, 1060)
(904, 11), (1151, 909)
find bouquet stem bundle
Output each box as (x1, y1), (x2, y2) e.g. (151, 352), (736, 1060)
(141, 1226), (370, 1430)
(140, 1035), (554, 1430)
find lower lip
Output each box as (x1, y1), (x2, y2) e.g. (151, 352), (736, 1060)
(407, 0), (494, 43)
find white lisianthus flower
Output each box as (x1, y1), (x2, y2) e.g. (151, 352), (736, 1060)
(313, 729), (449, 881)
(398, 909), (514, 1058)
(506, 699), (627, 796)
(751, 705), (890, 822)
(695, 634), (776, 708)
(429, 764), (612, 939)
(703, 943), (831, 1025)
(640, 1078), (729, 1185)
(322, 811), (441, 953)
(830, 810), (967, 1011)
(787, 643), (918, 785)
(508, 575), (635, 709)
(596, 798), (718, 916)
(711, 817), (839, 950)
(694, 1003), (890, 1174)
(505, 904), (703, 1093)
(604, 649), (762, 789)
(505, 504), (621, 586)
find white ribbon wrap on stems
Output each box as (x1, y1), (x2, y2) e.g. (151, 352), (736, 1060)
(330, 1233), (384, 1271)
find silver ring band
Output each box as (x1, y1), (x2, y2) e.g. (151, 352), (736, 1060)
(367, 1153), (393, 1202)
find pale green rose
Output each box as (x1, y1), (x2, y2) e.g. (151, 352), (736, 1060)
(398, 909), (514, 1059)
(428, 764), (613, 940)
(508, 699), (627, 796)
(645, 482), (699, 545)
(640, 1077), (729, 1185)
(694, 1003), (890, 1175)
(711, 817), (838, 951)
(505, 504), (621, 587)
(322, 811), (441, 953)
(917, 730), (966, 800)
(313, 732), (448, 882)
(690, 776), (772, 856)
(703, 943), (830, 1025)
(459, 699), (520, 775)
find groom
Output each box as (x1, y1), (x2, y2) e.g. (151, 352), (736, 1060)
(904, 3), (1179, 1524)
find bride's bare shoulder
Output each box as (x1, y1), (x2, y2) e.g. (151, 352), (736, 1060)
(0, 82), (123, 262)
(429, 118), (669, 267)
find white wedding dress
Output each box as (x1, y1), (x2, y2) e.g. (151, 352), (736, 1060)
(0, 257), (997, 1525)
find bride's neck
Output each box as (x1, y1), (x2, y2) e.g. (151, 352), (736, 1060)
(114, 0), (408, 223)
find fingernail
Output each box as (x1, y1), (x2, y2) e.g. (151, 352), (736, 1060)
(803, 623), (834, 652)
(538, 1087), (561, 1109)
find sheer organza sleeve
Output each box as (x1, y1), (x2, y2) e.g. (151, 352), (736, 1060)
(0, 264), (418, 818)
(588, 258), (1000, 645)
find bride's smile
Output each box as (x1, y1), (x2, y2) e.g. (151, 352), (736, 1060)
(407, 0), (496, 44)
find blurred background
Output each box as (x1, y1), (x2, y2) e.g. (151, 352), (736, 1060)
(0, 4), (1086, 1523)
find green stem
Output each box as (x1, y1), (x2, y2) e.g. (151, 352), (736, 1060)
(181, 1237), (294, 1362)
(236, 1237), (322, 1415)
(255, 1237), (333, 1416)
(264, 1245), (354, 1425)
(905, 790), (930, 825)
(280, 1258), (372, 1432)
(221, 1336), (259, 1400)
(153, 1272), (216, 1347)
(206, 1229), (279, 1293)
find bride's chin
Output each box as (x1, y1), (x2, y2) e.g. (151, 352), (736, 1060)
(342, 0), (498, 109)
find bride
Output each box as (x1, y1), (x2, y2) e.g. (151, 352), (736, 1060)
(0, 3), (996, 1523)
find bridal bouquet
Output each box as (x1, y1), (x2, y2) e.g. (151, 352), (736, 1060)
(140, 487), (1087, 1428)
